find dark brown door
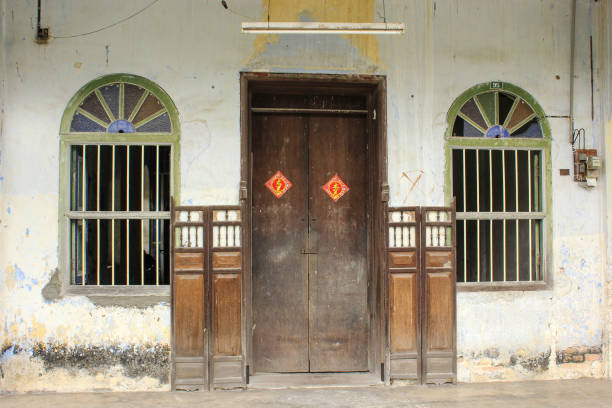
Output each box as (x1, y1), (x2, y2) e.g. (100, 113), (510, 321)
(252, 113), (369, 373)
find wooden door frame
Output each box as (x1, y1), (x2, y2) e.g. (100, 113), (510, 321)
(240, 73), (388, 382)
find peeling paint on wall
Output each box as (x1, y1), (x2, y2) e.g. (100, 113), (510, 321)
(246, 0), (382, 71)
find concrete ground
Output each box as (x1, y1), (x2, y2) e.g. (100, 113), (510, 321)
(1, 379), (611, 407)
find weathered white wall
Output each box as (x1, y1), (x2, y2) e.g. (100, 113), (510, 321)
(0, 0), (610, 391)
(600, 0), (612, 379)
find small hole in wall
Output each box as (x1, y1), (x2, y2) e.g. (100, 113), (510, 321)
(555, 75), (561, 80)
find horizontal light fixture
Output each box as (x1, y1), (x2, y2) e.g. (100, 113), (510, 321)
(241, 22), (405, 35)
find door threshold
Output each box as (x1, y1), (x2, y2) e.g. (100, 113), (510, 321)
(248, 372), (383, 389)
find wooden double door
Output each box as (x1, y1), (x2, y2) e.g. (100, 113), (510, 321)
(251, 112), (370, 373)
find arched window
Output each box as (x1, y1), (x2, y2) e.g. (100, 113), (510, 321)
(445, 82), (550, 288)
(60, 74), (180, 291)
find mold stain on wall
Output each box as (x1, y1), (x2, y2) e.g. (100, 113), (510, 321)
(1, 343), (169, 392)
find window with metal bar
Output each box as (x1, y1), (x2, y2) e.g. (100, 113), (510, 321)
(452, 148), (543, 282)
(446, 83), (550, 286)
(60, 75), (179, 289)
(69, 144), (171, 285)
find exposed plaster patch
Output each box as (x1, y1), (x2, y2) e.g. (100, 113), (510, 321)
(41, 268), (60, 301)
(246, 0), (382, 70)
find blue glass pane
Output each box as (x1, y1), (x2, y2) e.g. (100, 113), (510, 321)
(136, 112), (171, 132)
(511, 118), (542, 138)
(486, 125), (510, 138)
(70, 112), (106, 132)
(452, 117), (483, 137)
(100, 84), (120, 120)
(108, 120), (135, 133)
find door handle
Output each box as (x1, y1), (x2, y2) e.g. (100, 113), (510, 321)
(300, 249), (319, 254)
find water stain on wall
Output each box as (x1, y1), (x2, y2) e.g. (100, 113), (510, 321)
(247, 0), (382, 70)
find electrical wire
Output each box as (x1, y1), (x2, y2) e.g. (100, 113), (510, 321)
(572, 128), (586, 151)
(50, 0), (160, 39)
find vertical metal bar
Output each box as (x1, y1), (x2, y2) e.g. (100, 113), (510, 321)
(477, 220), (481, 282)
(126, 222), (130, 285)
(141, 145), (145, 211)
(71, 222), (76, 284)
(81, 145), (86, 285)
(111, 145), (115, 285)
(127, 147), (130, 211)
(515, 150), (519, 280)
(536, 221), (541, 279)
(516, 219), (519, 281)
(96, 145), (100, 211)
(534, 153), (540, 211)
(462, 149), (467, 213)
(82, 145), (86, 211)
(81, 220), (85, 285)
(462, 149), (467, 281)
(141, 219), (144, 285)
(515, 150), (519, 211)
(463, 220), (467, 283)
(111, 219), (115, 285)
(141, 145), (145, 285)
(156, 145), (159, 212)
(528, 152), (533, 281)
(97, 219), (100, 285)
(476, 149), (480, 211)
(529, 219), (533, 281)
(476, 150), (480, 282)
(503, 219), (507, 282)
(112, 145), (115, 211)
(156, 219), (159, 285)
(126, 147), (130, 285)
(489, 149), (493, 282)
(96, 145), (100, 286)
(502, 150), (506, 282)
(155, 145), (159, 286)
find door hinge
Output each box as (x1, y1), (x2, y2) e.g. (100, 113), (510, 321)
(372, 109), (377, 120)
(300, 249), (319, 254)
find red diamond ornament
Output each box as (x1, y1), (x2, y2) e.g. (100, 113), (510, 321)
(322, 174), (349, 202)
(265, 171), (293, 199)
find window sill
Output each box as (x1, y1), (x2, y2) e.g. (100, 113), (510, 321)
(457, 281), (550, 292)
(63, 285), (171, 307)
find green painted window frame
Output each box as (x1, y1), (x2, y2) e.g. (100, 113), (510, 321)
(58, 74), (181, 299)
(444, 82), (552, 291)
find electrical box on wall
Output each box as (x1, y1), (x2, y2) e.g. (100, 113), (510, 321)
(573, 149), (601, 187)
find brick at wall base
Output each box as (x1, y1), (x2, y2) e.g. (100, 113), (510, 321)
(557, 346), (602, 364)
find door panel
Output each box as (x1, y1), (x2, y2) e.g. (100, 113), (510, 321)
(175, 274), (205, 356)
(252, 114), (309, 373)
(252, 113), (370, 374)
(390, 273), (418, 354)
(425, 272), (453, 351)
(213, 274), (242, 355)
(308, 115), (369, 372)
